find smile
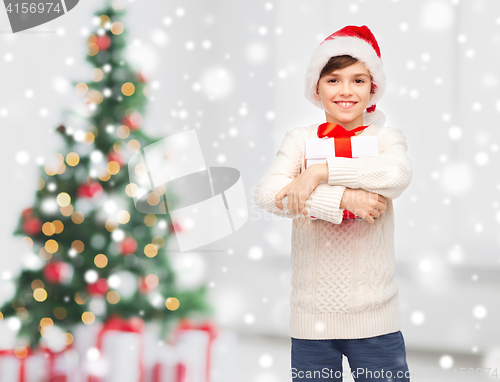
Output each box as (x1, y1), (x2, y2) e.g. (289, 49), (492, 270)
(334, 102), (357, 109)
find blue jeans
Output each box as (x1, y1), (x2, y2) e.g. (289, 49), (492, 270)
(291, 331), (410, 381)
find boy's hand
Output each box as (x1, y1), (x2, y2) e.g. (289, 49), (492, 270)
(275, 167), (321, 215)
(340, 188), (387, 224)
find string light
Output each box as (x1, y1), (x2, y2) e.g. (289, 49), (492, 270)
(75, 83), (88, 96)
(14, 347), (28, 358)
(33, 288), (48, 302)
(91, 68), (104, 82)
(31, 279), (44, 290)
(54, 307), (67, 320)
(117, 210), (130, 224)
(42, 222), (56, 236)
(144, 244), (158, 258)
(94, 254), (108, 268)
(98, 15), (110, 28)
(81, 311), (95, 325)
(111, 22), (124, 35)
(36, 177), (45, 190)
(44, 240), (59, 254)
(127, 139), (141, 153)
(107, 161), (120, 175)
(144, 214), (157, 227)
(66, 152), (80, 166)
(74, 292), (87, 305)
(71, 211), (85, 224)
(106, 291), (120, 304)
(71, 240), (85, 253)
(56, 192), (71, 207)
(121, 82), (135, 96)
(165, 297), (180, 310)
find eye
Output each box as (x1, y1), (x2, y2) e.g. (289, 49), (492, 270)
(355, 79), (365, 83)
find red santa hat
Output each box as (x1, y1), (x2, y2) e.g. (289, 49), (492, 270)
(304, 25), (387, 127)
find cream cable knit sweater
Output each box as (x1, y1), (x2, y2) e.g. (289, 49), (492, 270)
(254, 122), (413, 339)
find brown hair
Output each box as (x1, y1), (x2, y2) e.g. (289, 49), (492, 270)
(317, 55), (375, 94)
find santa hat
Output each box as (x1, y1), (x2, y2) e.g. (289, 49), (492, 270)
(304, 25), (387, 127)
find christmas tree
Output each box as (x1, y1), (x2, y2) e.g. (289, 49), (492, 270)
(1, 1), (212, 351)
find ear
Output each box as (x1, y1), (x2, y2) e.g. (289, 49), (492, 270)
(314, 84), (320, 100)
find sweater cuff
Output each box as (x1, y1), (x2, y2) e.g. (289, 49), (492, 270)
(327, 157), (359, 188)
(306, 184), (346, 224)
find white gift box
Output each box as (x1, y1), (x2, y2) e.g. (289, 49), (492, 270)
(152, 328), (238, 382)
(151, 343), (183, 382)
(0, 352), (46, 382)
(73, 321), (148, 382)
(176, 330), (209, 382)
(38, 347), (81, 382)
(304, 136), (379, 176)
(304, 136), (379, 221)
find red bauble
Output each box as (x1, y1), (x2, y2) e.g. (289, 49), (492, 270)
(138, 72), (147, 83)
(43, 261), (71, 284)
(77, 182), (103, 198)
(138, 276), (157, 294)
(96, 35), (111, 51)
(21, 207), (34, 219)
(87, 278), (109, 296)
(121, 112), (142, 131)
(22, 216), (42, 236)
(107, 151), (123, 167)
(120, 237), (137, 256)
(169, 221), (183, 233)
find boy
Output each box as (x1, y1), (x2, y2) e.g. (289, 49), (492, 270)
(254, 25), (413, 381)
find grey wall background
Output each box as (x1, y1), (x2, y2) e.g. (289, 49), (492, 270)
(0, 0), (499, 359)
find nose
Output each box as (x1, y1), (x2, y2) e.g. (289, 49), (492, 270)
(340, 81), (353, 96)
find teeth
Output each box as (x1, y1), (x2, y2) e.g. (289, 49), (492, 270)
(338, 102), (355, 107)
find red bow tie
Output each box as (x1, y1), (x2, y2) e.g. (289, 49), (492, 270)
(317, 122), (370, 138)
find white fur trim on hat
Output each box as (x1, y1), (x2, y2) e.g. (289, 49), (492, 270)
(362, 109), (386, 128)
(304, 36), (386, 114)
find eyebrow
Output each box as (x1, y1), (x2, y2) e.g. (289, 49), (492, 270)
(326, 72), (370, 78)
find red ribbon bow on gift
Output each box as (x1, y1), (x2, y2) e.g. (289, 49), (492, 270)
(317, 122), (370, 159)
(96, 315), (145, 346)
(317, 122), (370, 138)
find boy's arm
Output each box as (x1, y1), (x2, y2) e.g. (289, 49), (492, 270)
(254, 128), (347, 224)
(326, 126), (413, 200)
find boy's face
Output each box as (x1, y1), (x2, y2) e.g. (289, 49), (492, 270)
(314, 61), (374, 130)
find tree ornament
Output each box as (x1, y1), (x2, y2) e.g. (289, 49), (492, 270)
(87, 278), (109, 296)
(43, 261), (73, 284)
(107, 151), (123, 167)
(121, 111), (142, 131)
(169, 220), (183, 233)
(22, 207), (35, 219)
(76, 182), (103, 198)
(120, 237), (137, 255)
(22, 216), (43, 236)
(96, 35), (111, 51)
(138, 275), (158, 294)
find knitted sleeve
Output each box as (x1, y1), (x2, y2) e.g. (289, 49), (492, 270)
(326, 126), (413, 200)
(254, 128), (346, 224)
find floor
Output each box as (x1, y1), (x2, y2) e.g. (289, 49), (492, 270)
(233, 333), (493, 382)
